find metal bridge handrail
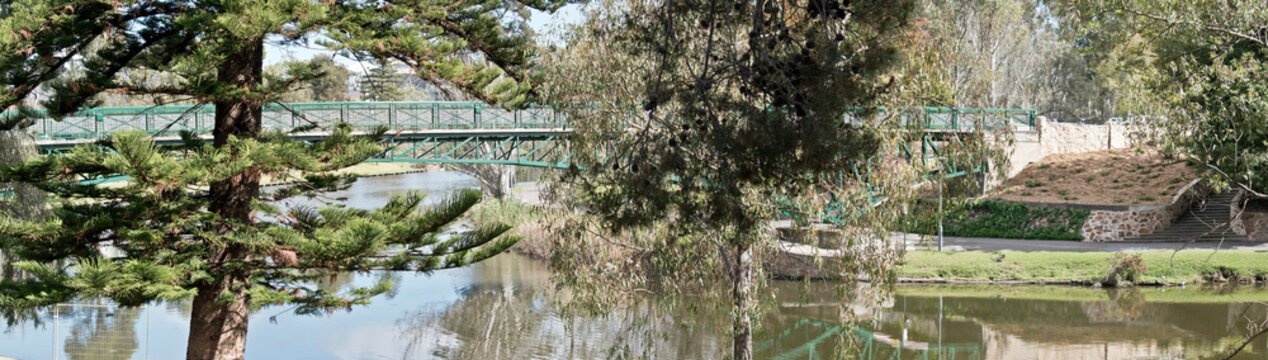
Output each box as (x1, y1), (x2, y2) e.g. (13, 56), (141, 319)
(18, 101), (1037, 141)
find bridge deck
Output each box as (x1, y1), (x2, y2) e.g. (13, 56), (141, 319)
(15, 101), (1035, 171)
(35, 128), (573, 148)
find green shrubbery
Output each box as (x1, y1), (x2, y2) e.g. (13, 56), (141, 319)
(900, 200), (1090, 240)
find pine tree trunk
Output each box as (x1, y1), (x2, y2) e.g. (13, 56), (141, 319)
(732, 244), (754, 360)
(186, 40), (263, 360)
(186, 275), (251, 360)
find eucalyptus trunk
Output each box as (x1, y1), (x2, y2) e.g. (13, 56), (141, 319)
(186, 40), (263, 360)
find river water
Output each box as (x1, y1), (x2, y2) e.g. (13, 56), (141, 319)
(2, 171), (1266, 359)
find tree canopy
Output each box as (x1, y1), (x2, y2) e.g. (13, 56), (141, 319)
(1058, 0), (1268, 195)
(0, 1), (571, 359)
(541, 0), (919, 358)
(268, 55), (353, 103)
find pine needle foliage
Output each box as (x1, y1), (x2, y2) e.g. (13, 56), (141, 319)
(542, 1), (918, 359)
(0, 0), (568, 130)
(0, 124), (518, 309)
(0, 1), (566, 358)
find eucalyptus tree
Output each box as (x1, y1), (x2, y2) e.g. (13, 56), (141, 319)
(1059, 1), (1268, 195)
(908, 0), (1112, 121)
(541, 0), (918, 359)
(1058, 2), (1268, 355)
(0, 1), (570, 359)
(270, 55), (353, 103)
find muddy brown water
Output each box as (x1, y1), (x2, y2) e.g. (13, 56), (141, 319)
(2, 172), (1265, 359)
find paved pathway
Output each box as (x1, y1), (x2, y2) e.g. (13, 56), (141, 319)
(894, 233), (1268, 252)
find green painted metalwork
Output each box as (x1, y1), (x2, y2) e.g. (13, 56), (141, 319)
(14, 101), (564, 140)
(18, 102), (1029, 191)
(25, 101), (572, 169)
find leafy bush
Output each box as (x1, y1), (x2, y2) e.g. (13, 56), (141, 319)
(1106, 252), (1146, 283)
(899, 200), (1090, 240)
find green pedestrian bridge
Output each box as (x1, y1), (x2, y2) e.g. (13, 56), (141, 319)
(24, 101), (1036, 175)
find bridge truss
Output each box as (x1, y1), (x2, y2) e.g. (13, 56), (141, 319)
(13, 101), (1037, 199)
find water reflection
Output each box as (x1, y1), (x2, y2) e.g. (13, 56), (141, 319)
(5, 253), (1268, 359)
(4, 172), (1268, 359)
(61, 304), (141, 360)
(395, 251), (727, 360)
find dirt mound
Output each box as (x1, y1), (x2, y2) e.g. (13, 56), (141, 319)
(993, 148), (1196, 206)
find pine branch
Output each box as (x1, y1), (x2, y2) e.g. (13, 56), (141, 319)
(427, 223), (512, 256)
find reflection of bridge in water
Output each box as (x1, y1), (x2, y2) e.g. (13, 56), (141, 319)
(758, 293), (984, 360)
(758, 317), (982, 360)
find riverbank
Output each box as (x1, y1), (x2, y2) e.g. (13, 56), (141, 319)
(476, 191), (1268, 286)
(897, 250), (1268, 285)
(895, 283), (1268, 303)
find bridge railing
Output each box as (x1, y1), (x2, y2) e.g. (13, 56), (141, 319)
(17, 102), (565, 140)
(845, 106), (1036, 132)
(16, 101), (1036, 141)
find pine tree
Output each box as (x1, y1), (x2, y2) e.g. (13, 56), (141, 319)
(542, 1), (917, 359)
(358, 59), (406, 102)
(0, 1), (568, 359)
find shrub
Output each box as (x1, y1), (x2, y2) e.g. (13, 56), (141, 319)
(1025, 180), (1042, 188)
(898, 200), (1089, 240)
(1106, 252), (1146, 283)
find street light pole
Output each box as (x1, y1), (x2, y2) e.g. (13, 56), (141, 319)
(938, 180), (944, 251)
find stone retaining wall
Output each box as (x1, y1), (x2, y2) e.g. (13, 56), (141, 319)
(1078, 179), (1206, 242)
(1007, 117), (1142, 177)
(1229, 191), (1268, 241)
(1236, 212), (1268, 241)
(1039, 120), (1134, 155)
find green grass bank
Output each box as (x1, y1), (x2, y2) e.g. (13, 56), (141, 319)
(895, 284), (1268, 303)
(898, 250), (1268, 285)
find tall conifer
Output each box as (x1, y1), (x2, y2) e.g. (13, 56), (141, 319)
(0, 1), (568, 359)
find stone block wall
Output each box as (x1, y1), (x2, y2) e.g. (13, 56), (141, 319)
(1038, 120), (1134, 155)
(1006, 117), (1139, 177)
(1229, 191), (1268, 241)
(1237, 212), (1268, 241)
(1078, 180), (1206, 242)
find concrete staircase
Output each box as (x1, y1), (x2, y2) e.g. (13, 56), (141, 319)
(1128, 191), (1247, 242)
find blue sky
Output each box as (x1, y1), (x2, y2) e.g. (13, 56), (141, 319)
(263, 4), (587, 72)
